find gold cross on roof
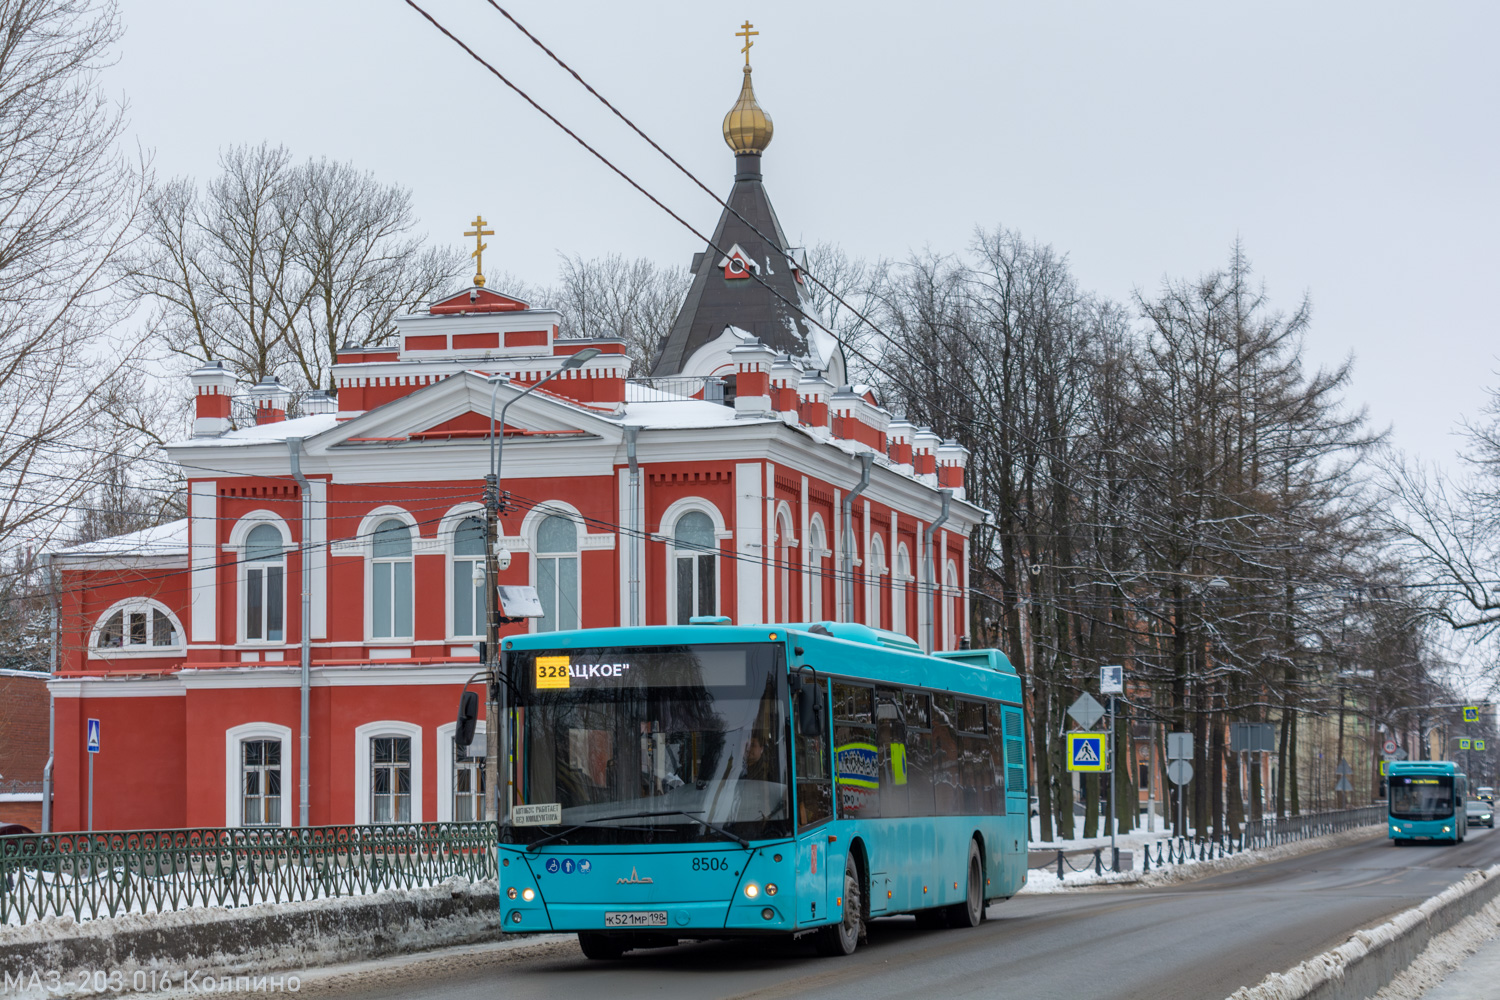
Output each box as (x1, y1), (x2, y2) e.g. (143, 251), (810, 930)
(465, 214), (495, 288)
(736, 20), (758, 66)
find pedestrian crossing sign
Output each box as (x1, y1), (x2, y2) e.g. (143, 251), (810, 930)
(1478, 740), (1487, 751)
(1460, 738), (1472, 750)
(1463, 706), (1479, 723)
(1067, 733), (1108, 772)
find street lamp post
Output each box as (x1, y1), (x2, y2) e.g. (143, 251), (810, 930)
(483, 348), (599, 824)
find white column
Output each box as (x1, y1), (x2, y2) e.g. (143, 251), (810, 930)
(764, 464), (776, 622)
(310, 479), (328, 639)
(735, 462), (764, 625)
(800, 477), (810, 621)
(190, 481), (217, 642)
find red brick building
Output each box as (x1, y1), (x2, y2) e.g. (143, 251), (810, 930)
(42, 58), (984, 833)
(0, 669), (49, 829)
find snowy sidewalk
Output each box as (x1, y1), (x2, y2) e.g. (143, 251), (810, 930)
(1417, 920), (1500, 998)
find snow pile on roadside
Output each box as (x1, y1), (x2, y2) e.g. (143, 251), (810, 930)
(1020, 824), (1382, 894)
(1226, 865), (1500, 1000)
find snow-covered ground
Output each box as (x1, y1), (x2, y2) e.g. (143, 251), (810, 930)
(1020, 822), (1384, 893)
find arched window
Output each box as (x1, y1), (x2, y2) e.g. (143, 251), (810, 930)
(944, 559), (961, 650)
(451, 516), (486, 639)
(94, 599), (183, 652)
(808, 516), (827, 621)
(893, 543), (911, 637)
(672, 510), (718, 624)
(775, 507), (796, 623)
(371, 519), (413, 640)
(244, 523), (285, 642)
(536, 515), (579, 632)
(866, 534), (887, 629)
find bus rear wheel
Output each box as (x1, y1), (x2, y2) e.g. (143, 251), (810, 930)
(815, 854), (862, 956)
(577, 932), (628, 961)
(944, 840), (984, 929)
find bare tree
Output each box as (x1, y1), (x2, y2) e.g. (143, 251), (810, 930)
(0, 0), (156, 559)
(550, 252), (689, 374)
(130, 145), (463, 389)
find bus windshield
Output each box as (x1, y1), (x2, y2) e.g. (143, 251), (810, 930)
(1390, 775), (1455, 821)
(508, 643), (789, 843)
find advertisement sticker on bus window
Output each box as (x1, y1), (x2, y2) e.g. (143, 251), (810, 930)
(536, 656), (571, 689)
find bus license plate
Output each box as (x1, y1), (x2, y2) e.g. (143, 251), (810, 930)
(604, 911), (668, 928)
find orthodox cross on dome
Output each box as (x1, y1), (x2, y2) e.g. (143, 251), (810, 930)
(464, 214), (494, 288)
(736, 20), (758, 66)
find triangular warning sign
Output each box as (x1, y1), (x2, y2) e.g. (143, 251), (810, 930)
(1073, 740), (1100, 764)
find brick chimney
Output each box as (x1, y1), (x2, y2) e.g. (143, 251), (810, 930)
(730, 335), (777, 418)
(937, 439), (968, 498)
(190, 362), (237, 437)
(797, 371), (832, 430)
(250, 375), (290, 425)
(887, 420), (914, 468)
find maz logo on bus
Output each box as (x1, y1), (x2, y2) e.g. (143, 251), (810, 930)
(617, 866), (654, 884)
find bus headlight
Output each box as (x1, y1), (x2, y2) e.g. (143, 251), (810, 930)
(765, 883), (778, 896)
(744, 883), (760, 899)
(507, 887), (517, 899)
(1443, 826), (1451, 833)
(522, 888), (535, 901)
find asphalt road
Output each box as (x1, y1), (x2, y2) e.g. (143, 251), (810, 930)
(304, 826), (1500, 1000)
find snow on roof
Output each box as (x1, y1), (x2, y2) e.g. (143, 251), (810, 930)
(51, 518), (189, 558)
(167, 412), (341, 448)
(622, 399), (773, 430)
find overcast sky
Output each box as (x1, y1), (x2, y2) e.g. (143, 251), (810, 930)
(110, 1), (1498, 470)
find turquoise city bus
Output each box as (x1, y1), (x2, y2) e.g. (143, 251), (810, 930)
(1388, 760), (1468, 844)
(483, 620), (1029, 959)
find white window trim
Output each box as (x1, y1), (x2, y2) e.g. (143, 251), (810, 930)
(944, 558), (961, 650)
(661, 498), (728, 626)
(443, 503), (491, 641)
(235, 517), (293, 647)
(435, 720), (488, 822)
(524, 502), (585, 634)
(354, 720), (423, 824)
(365, 510), (418, 643)
(807, 514), (828, 622)
(774, 504), (797, 624)
(866, 534), (887, 629)
(892, 543), (912, 637)
(88, 598), (187, 660)
(224, 721), (293, 828)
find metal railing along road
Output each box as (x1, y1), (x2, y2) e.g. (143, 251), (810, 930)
(0, 822), (497, 925)
(1032, 803), (1386, 877)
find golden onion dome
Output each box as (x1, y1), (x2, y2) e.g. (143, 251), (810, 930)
(723, 65), (773, 155)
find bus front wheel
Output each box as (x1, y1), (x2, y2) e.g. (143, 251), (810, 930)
(815, 854), (863, 956)
(577, 932), (627, 961)
(944, 840), (984, 929)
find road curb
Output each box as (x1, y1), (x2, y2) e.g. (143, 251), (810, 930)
(1227, 862), (1500, 1000)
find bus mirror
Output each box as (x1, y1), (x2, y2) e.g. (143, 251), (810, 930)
(456, 690), (480, 747)
(797, 682), (822, 737)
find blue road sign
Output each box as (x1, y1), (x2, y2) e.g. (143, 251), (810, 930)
(86, 718), (100, 754)
(1067, 733), (1107, 772)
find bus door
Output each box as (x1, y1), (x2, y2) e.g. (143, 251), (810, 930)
(793, 679), (833, 925)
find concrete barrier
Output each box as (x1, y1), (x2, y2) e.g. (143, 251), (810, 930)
(1228, 864), (1500, 1000)
(0, 879), (500, 995)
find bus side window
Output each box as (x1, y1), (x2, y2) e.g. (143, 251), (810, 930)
(833, 682), (879, 819)
(902, 690), (936, 817)
(933, 694), (960, 816)
(876, 687), (908, 818)
(795, 681), (833, 829)
(985, 704), (1007, 815)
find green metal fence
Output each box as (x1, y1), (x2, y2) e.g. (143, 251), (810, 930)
(0, 822), (497, 925)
